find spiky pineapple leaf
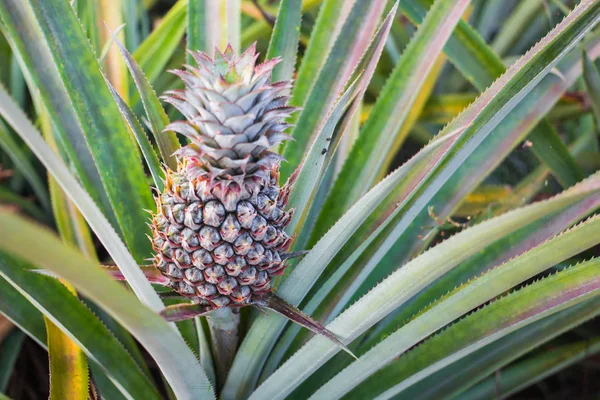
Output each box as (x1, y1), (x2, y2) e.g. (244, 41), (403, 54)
(0, 278), (135, 400)
(110, 33), (179, 171)
(459, 337), (600, 400)
(343, 259), (600, 400)
(0, 277), (46, 348)
(0, 1), (117, 228)
(98, 3), (129, 102)
(253, 293), (355, 359)
(280, 0), (388, 180)
(0, 86), (163, 312)
(355, 173), (600, 357)
(0, 119), (50, 213)
(340, 5), (600, 309)
(285, 3), (396, 238)
(0, 251), (160, 400)
(11, 0), (156, 262)
(313, 0), (470, 242)
(401, 0), (583, 188)
(107, 82), (165, 191)
(266, 0), (302, 83)
(45, 307), (90, 400)
(224, 130), (475, 399)
(368, 296), (600, 400)
(265, 170), (600, 382)
(491, 0), (544, 57)
(288, 0), (352, 113)
(0, 210), (215, 399)
(256, 211), (600, 399)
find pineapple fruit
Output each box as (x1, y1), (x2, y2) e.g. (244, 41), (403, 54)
(152, 44), (297, 311)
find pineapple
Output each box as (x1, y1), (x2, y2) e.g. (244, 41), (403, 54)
(152, 44), (296, 313)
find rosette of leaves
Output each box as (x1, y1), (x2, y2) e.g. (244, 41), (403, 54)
(1, 0), (600, 399)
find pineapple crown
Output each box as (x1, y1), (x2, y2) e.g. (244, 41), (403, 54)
(162, 43), (297, 187)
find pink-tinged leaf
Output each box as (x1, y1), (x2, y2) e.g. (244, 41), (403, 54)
(160, 303), (215, 322)
(280, 0), (390, 180)
(101, 265), (170, 285)
(108, 29), (179, 170)
(285, 3), (398, 239)
(315, 0), (471, 239)
(253, 292), (356, 359)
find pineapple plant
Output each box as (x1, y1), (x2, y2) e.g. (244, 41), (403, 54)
(1, 0), (600, 399)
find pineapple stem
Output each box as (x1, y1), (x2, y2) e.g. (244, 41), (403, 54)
(206, 308), (240, 390)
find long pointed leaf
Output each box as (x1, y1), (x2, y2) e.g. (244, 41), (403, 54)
(19, 0), (155, 262)
(0, 1), (116, 226)
(351, 260), (600, 400)
(280, 0), (388, 179)
(266, 0), (302, 82)
(112, 33), (179, 170)
(255, 212), (600, 399)
(318, 0), (469, 229)
(367, 296), (600, 400)
(0, 212), (215, 399)
(286, 4), (396, 237)
(0, 252), (160, 400)
(0, 86), (164, 312)
(0, 119), (50, 213)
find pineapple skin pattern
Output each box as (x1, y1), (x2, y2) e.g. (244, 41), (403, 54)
(151, 44), (296, 310)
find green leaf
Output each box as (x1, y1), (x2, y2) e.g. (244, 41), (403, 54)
(107, 82), (165, 191)
(583, 49), (600, 125)
(401, 0), (583, 188)
(253, 212), (600, 399)
(491, 0), (544, 56)
(20, 0), (155, 262)
(0, 277), (47, 348)
(314, 0), (470, 238)
(344, 3), (600, 306)
(0, 86), (163, 312)
(132, 0), (188, 86)
(225, 130), (460, 399)
(0, 1), (117, 227)
(0, 252), (160, 400)
(188, 0), (208, 57)
(112, 34), (180, 170)
(0, 119), (50, 213)
(0, 211), (215, 399)
(288, 0), (352, 112)
(526, 121), (584, 188)
(369, 296), (600, 400)
(280, 0), (388, 180)
(347, 260), (600, 400)
(286, 4), (396, 238)
(266, 0), (302, 82)
(458, 338), (600, 400)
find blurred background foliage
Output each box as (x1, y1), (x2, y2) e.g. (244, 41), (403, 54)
(1, 0), (600, 399)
